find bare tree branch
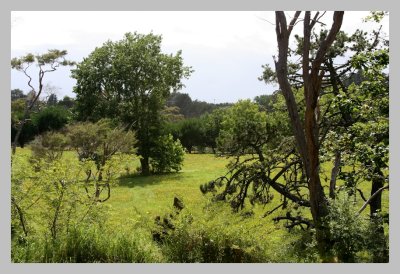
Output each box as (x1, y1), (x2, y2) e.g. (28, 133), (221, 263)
(357, 185), (389, 215)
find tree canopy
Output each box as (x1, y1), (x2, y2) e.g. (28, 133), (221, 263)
(72, 32), (192, 174)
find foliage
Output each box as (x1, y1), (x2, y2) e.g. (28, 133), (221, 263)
(12, 150), (388, 263)
(217, 100), (268, 155)
(12, 224), (163, 263)
(325, 194), (368, 262)
(30, 131), (69, 162)
(72, 32), (192, 174)
(167, 91), (233, 118)
(11, 153), (101, 240)
(11, 119), (37, 147)
(324, 193), (388, 262)
(150, 134), (185, 173)
(67, 119), (137, 163)
(201, 108), (227, 153)
(175, 118), (206, 153)
(32, 106), (70, 134)
(67, 119), (137, 201)
(161, 211), (267, 263)
(57, 96), (75, 109)
(47, 94), (58, 106)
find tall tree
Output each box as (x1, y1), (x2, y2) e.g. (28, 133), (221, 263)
(273, 10), (344, 258)
(72, 32), (192, 175)
(11, 49), (75, 154)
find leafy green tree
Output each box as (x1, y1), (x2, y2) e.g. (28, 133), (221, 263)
(253, 93), (278, 112)
(161, 106), (185, 123)
(72, 32), (192, 174)
(150, 134), (185, 173)
(217, 100), (268, 156)
(12, 153), (107, 240)
(32, 106), (70, 134)
(167, 92), (193, 117)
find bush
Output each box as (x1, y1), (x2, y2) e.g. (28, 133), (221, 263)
(32, 106), (70, 134)
(325, 193), (388, 262)
(159, 204), (268, 263)
(30, 131), (69, 162)
(150, 134), (185, 173)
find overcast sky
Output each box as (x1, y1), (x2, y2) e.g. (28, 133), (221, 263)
(11, 11), (389, 103)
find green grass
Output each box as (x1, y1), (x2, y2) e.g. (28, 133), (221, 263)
(108, 154), (229, 228)
(11, 147), (389, 262)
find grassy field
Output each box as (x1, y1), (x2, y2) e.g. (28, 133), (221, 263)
(11, 148), (389, 262)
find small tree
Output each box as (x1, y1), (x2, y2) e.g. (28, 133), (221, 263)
(30, 131), (69, 162)
(11, 49), (75, 154)
(67, 119), (137, 201)
(202, 108), (227, 154)
(217, 100), (268, 156)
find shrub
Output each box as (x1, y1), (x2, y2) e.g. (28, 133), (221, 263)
(324, 193), (388, 262)
(30, 131), (69, 162)
(150, 134), (185, 173)
(159, 204), (268, 263)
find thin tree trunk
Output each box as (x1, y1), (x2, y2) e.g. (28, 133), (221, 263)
(12, 110), (29, 154)
(11, 196), (28, 237)
(51, 187), (65, 240)
(329, 151), (341, 199)
(357, 180), (389, 263)
(370, 168), (384, 217)
(140, 156), (150, 175)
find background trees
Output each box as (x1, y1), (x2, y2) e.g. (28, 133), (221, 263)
(72, 32), (192, 174)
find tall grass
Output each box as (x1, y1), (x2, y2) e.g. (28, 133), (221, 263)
(12, 224), (163, 263)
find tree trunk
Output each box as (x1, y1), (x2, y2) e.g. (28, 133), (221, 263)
(329, 151), (341, 199)
(11, 196), (28, 237)
(274, 11), (344, 261)
(140, 156), (150, 175)
(12, 116), (27, 155)
(369, 167), (388, 262)
(370, 168), (384, 217)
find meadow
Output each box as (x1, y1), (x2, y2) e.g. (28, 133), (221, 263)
(11, 147), (389, 263)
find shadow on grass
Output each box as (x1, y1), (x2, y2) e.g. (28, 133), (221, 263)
(118, 172), (187, 188)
